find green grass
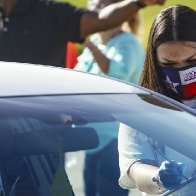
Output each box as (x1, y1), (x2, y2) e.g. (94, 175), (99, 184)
(141, 0), (196, 48)
(57, 0), (87, 8)
(58, 0), (196, 48)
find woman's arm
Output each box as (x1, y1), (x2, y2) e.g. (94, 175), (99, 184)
(128, 162), (165, 195)
(118, 123), (158, 189)
(118, 124), (186, 194)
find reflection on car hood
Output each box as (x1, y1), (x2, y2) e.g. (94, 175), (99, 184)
(0, 61), (148, 97)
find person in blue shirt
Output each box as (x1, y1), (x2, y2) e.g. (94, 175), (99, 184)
(75, 1), (145, 84)
(74, 0), (147, 195)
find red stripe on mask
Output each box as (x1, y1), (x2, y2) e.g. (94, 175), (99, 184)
(182, 81), (196, 99)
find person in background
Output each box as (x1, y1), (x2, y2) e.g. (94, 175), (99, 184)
(118, 5), (196, 195)
(74, 0), (147, 195)
(0, 0), (165, 67)
(75, 0), (145, 84)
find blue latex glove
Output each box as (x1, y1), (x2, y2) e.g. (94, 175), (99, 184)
(158, 160), (186, 190)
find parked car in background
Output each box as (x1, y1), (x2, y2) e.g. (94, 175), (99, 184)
(0, 62), (195, 196)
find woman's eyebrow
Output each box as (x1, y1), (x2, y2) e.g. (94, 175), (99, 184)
(161, 52), (196, 62)
(161, 58), (176, 63)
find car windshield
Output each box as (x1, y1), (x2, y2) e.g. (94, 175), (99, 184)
(0, 93), (195, 196)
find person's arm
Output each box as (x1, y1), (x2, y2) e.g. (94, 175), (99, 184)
(118, 124), (186, 194)
(128, 160), (186, 195)
(84, 37), (109, 73)
(80, 0), (166, 38)
(128, 162), (165, 195)
(118, 123), (158, 190)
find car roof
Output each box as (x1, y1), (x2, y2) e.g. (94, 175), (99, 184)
(0, 61), (148, 97)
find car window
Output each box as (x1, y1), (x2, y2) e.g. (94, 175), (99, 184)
(162, 178), (196, 196)
(0, 94), (195, 196)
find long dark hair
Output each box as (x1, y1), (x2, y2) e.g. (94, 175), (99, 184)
(140, 5), (196, 100)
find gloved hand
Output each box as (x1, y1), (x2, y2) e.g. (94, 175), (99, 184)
(158, 160), (186, 190)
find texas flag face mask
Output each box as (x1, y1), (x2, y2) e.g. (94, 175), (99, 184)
(159, 63), (196, 109)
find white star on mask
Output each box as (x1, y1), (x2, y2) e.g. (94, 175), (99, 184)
(165, 76), (179, 94)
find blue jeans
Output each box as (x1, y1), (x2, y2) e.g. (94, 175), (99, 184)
(84, 139), (128, 196)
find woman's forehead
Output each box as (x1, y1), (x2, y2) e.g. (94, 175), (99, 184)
(157, 41), (196, 61)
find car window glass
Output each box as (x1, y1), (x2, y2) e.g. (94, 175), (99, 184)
(162, 179), (196, 196)
(0, 94), (195, 195)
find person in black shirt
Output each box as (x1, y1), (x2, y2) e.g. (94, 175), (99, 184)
(0, 0), (166, 67)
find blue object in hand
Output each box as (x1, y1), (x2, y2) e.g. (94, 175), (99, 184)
(158, 160), (186, 190)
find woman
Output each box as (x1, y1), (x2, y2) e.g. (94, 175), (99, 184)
(118, 4), (196, 195)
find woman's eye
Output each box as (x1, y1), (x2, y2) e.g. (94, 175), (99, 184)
(188, 59), (196, 64)
(160, 63), (176, 67)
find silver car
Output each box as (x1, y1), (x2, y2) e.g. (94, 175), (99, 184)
(0, 62), (195, 196)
